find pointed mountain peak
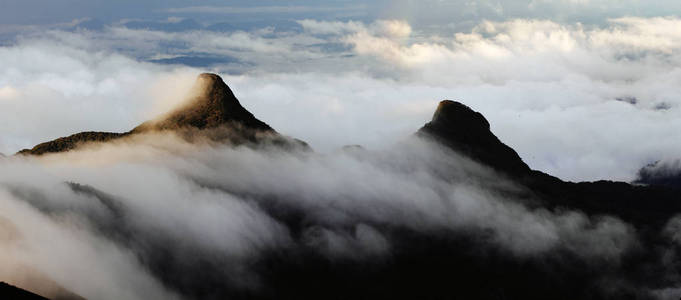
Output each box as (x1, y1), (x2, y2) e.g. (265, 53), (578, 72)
(431, 100), (490, 131)
(418, 100), (530, 176)
(132, 73), (273, 133)
(18, 73), (301, 155)
(195, 72), (230, 97)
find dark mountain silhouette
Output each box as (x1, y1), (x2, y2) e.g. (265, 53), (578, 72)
(0, 280), (84, 300)
(10, 75), (681, 300)
(417, 100), (531, 176)
(18, 73), (302, 156)
(418, 100), (681, 228)
(0, 282), (48, 300)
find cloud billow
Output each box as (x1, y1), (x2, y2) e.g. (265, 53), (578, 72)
(0, 130), (654, 299)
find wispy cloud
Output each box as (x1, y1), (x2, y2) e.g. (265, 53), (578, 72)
(0, 131), (643, 299)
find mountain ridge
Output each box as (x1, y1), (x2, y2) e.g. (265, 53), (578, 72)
(414, 99), (681, 229)
(18, 73), (292, 156)
(0, 282), (48, 300)
(18, 74), (680, 227)
(131, 73), (273, 133)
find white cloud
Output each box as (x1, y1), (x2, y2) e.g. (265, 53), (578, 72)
(0, 86), (20, 100)
(0, 131), (640, 297)
(0, 39), (201, 155)
(0, 187), (181, 300)
(3, 17), (681, 182)
(296, 18), (681, 181)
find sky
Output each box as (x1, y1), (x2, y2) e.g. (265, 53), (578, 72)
(2, 1), (681, 181)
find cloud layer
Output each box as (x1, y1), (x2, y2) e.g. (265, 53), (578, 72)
(3, 17), (681, 182)
(0, 130), (651, 299)
(3, 16), (681, 296)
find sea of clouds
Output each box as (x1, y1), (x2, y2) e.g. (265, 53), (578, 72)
(2, 17), (681, 181)
(3, 16), (681, 296)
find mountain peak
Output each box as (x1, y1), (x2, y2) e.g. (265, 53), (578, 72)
(132, 73), (273, 133)
(431, 100), (490, 130)
(418, 100), (530, 176)
(18, 73), (289, 155)
(197, 72), (222, 82)
(195, 72), (227, 96)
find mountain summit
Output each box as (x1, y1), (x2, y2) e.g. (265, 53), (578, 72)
(417, 100), (531, 176)
(416, 100), (681, 229)
(18, 73), (284, 155)
(132, 73), (273, 133)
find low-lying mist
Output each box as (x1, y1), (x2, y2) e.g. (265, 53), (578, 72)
(0, 129), (667, 299)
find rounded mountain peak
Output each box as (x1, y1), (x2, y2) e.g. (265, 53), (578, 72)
(195, 73), (228, 95)
(198, 72), (222, 82)
(431, 100), (490, 131)
(418, 100), (530, 176)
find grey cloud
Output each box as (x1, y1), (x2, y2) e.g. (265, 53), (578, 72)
(165, 4), (368, 15)
(636, 159), (681, 188)
(0, 130), (643, 298)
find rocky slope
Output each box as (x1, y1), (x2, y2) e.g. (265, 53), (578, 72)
(417, 100), (532, 176)
(17, 132), (123, 156)
(18, 73), (299, 156)
(132, 73), (272, 133)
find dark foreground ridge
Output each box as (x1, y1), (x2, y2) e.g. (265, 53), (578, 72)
(18, 73), (286, 155)
(0, 282), (48, 300)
